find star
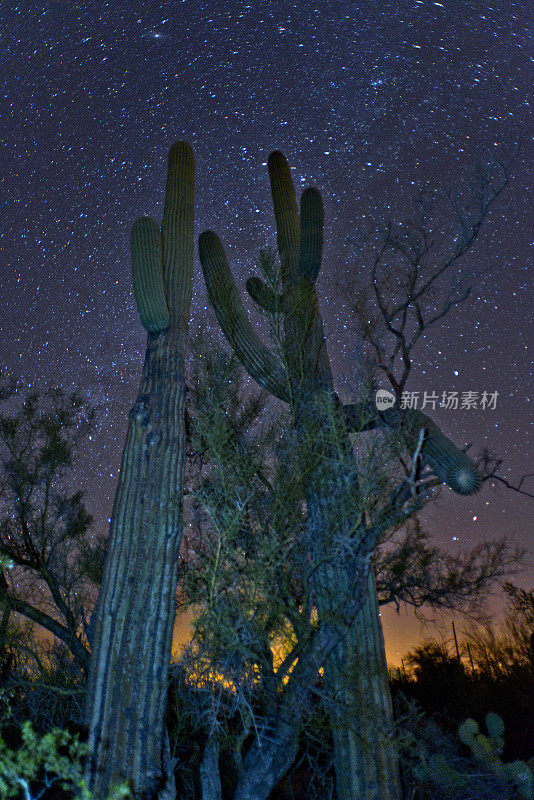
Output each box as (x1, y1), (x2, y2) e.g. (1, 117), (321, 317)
(145, 30), (170, 41)
(0, 0), (531, 667)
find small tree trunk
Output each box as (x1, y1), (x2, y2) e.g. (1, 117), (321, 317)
(233, 719), (299, 800)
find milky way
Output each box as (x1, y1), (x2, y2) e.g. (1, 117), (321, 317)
(1, 0), (532, 659)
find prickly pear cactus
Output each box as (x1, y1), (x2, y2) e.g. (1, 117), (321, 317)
(458, 714), (533, 798)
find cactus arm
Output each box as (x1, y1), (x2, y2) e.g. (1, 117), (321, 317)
(246, 276), (284, 314)
(162, 141), (195, 323)
(131, 216), (170, 333)
(486, 712), (505, 739)
(409, 409), (482, 495)
(198, 230), (290, 401)
(299, 187), (324, 282)
(130, 142), (194, 333)
(267, 154), (333, 392)
(342, 401), (482, 495)
(268, 151), (301, 282)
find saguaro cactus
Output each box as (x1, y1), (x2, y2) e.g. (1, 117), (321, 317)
(199, 151), (481, 800)
(83, 142), (194, 799)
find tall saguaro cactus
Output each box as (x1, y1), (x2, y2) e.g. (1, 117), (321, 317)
(199, 151), (481, 800)
(84, 142), (194, 800)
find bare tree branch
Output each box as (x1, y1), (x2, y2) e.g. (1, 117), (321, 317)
(349, 145), (519, 395)
(477, 448), (534, 499)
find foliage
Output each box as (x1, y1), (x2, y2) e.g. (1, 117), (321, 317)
(393, 590), (534, 768)
(0, 376), (99, 676)
(463, 583), (534, 678)
(0, 645), (87, 739)
(180, 338), (304, 731)
(0, 694), (130, 800)
(173, 322), (529, 798)
(396, 696), (531, 800)
(403, 641), (468, 703)
(458, 713), (533, 798)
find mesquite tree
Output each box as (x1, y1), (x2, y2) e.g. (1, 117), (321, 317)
(0, 381), (95, 679)
(197, 149), (508, 800)
(177, 340), (435, 800)
(83, 142), (194, 800)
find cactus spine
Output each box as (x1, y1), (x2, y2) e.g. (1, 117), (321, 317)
(199, 150), (483, 800)
(83, 142), (194, 799)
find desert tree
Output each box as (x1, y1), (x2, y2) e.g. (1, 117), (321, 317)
(0, 376), (98, 681)
(171, 332), (522, 800)
(346, 144), (517, 400)
(337, 142), (523, 799)
(374, 516), (523, 618)
(174, 338), (415, 800)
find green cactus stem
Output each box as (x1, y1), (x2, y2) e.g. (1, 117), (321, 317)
(199, 151), (400, 800)
(343, 402), (482, 495)
(458, 714), (533, 798)
(199, 230), (290, 401)
(83, 142), (194, 800)
(131, 216), (170, 332)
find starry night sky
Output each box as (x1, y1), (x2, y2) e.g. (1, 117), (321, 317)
(1, 0), (532, 663)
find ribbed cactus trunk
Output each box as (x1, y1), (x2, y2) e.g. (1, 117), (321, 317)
(303, 400), (402, 800)
(84, 142), (194, 800)
(198, 149), (481, 800)
(329, 574), (400, 800)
